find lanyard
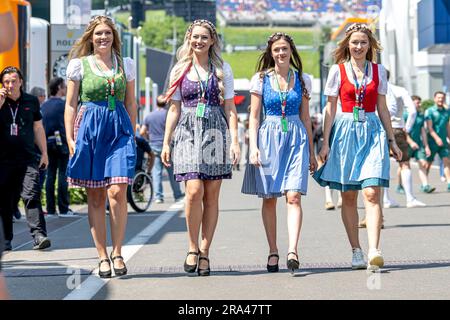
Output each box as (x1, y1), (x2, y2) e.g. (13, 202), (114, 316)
(274, 68), (292, 118)
(93, 54), (117, 96)
(349, 61), (369, 108)
(192, 60), (210, 102)
(9, 102), (18, 124)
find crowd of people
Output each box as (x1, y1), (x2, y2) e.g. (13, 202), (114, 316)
(1, 13), (449, 298)
(217, 0), (381, 13)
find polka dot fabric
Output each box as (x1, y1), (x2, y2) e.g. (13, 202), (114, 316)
(262, 71), (303, 116)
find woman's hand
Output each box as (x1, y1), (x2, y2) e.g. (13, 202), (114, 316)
(68, 139), (76, 157)
(161, 144), (171, 167)
(249, 147), (262, 167)
(389, 141), (403, 161)
(309, 153), (318, 175)
(230, 142), (241, 166)
(318, 144), (330, 163)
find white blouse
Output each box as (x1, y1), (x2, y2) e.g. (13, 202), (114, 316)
(66, 56), (136, 82)
(324, 63), (388, 97)
(171, 62), (235, 101)
(249, 70), (312, 96)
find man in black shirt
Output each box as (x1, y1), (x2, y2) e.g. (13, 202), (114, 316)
(0, 66), (48, 251)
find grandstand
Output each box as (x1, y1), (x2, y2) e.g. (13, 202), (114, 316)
(217, 0), (381, 27)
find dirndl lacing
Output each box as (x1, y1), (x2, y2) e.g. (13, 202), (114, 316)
(241, 114), (310, 198)
(172, 105), (232, 177)
(67, 100), (136, 188)
(312, 112), (390, 191)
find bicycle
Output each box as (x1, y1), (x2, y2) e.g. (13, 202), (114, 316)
(106, 155), (154, 213)
(127, 168), (154, 213)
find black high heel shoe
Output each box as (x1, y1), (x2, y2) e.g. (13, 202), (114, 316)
(184, 251), (199, 273)
(98, 258), (112, 278)
(197, 256), (210, 276)
(266, 253), (279, 273)
(110, 253), (127, 276)
(287, 252), (299, 274)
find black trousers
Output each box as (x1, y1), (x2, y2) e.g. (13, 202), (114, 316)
(46, 145), (69, 214)
(17, 162), (48, 238)
(0, 164), (27, 241)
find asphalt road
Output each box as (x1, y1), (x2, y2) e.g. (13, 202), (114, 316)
(2, 159), (450, 300)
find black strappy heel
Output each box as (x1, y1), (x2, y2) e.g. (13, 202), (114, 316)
(184, 251), (199, 273)
(266, 253), (279, 273)
(110, 253), (127, 276)
(287, 252), (299, 274)
(197, 256), (210, 276)
(98, 258), (112, 278)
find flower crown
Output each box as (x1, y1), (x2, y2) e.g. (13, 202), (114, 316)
(267, 32), (293, 44)
(89, 14), (113, 25)
(345, 23), (372, 36)
(187, 19), (217, 37)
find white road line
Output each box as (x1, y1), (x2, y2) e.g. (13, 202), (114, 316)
(63, 200), (185, 300)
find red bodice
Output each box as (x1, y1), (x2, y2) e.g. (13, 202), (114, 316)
(339, 62), (379, 113)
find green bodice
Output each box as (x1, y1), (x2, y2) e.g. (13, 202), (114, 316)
(79, 56), (127, 103)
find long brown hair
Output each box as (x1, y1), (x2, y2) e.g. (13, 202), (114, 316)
(68, 15), (123, 70)
(164, 19), (224, 103)
(333, 23), (382, 64)
(256, 32), (309, 99)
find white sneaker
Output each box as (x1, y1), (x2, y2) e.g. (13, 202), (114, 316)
(383, 199), (400, 208)
(58, 209), (77, 217)
(406, 198), (427, 208)
(337, 197), (342, 208)
(351, 248), (366, 270)
(367, 248), (384, 271)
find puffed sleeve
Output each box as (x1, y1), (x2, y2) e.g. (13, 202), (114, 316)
(66, 58), (82, 81)
(223, 62), (235, 100)
(302, 73), (312, 96)
(378, 64), (388, 95)
(123, 57), (136, 82)
(249, 72), (263, 95)
(324, 64), (340, 97)
(169, 67), (182, 101)
(171, 86), (182, 101)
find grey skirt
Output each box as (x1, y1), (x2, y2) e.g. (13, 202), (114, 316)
(172, 105), (232, 177)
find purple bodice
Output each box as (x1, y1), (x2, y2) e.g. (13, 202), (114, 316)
(180, 71), (221, 107)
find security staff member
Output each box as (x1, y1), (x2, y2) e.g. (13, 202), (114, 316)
(0, 66), (48, 251)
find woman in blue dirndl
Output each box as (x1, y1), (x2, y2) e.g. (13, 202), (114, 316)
(241, 32), (317, 273)
(312, 23), (402, 271)
(65, 16), (137, 278)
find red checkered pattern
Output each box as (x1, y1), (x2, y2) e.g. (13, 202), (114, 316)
(74, 106), (87, 140)
(68, 177), (133, 188)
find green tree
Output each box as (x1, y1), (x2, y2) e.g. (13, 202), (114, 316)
(421, 99), (434, 112)
(140, 14), (188, 52)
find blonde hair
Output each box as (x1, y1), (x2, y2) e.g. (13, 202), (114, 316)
(333, 23), (382, 64)
(68, 16), (123, 70)
(165, 20), (225, 104)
